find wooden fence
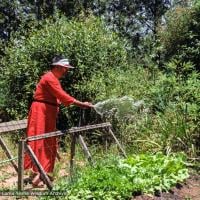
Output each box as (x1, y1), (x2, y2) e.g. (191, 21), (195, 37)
(0, 119), (126, 191)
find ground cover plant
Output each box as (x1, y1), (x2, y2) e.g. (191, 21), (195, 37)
(42, 152), (189, 200)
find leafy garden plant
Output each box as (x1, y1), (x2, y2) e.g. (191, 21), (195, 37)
(43, 153), (189, 200)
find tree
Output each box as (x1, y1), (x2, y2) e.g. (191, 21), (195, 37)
(0, 0), (35, 41)
(0, 0), (171, 49)
(158, 1), (200, 70)
(92, 0), (171, 46)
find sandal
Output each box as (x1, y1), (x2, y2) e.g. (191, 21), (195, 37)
(32, 180), (44, 188)
(32, 173), (44, 188)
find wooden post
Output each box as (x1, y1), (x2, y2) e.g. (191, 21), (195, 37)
(78, 134), (93, 164)
(105, 134), (108, 152)
(103, 134), (108, 153)
(103, 128), (109, 152)
(18, 139), (25, 191)
(108, 127), (127, 158)
(70, 133), (76, 176)
(0, 136), (18, 173)
(25, 143), (53, 190)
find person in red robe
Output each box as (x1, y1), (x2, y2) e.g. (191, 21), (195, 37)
(24, 55), (93, 187)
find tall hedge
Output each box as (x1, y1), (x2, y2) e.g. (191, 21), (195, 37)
(0, 15), (129, 122)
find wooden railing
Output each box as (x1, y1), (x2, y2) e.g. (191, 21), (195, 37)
(0, 119), (126, 191)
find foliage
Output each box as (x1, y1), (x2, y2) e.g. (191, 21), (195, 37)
(158, 2), (200, 70)
(149, 61), (199, 112)
(79, 67), (152, 103)
(80, 54), (199, 157)
(0, 0), (37, 41)
(42, 153), (189, 200)
(0, 15), (129, 122)
(120, 102), (199, 157)
(117, 60), (199, 157)
(0, 0), (171, 50)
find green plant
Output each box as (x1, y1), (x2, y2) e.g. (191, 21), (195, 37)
(41, 153), (189, 200)
(0, 15), (129, 124)
(158, 3), (200, 71)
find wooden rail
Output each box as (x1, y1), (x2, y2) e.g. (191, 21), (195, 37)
(26, 122), (111, 141)
(0, 119), (27, 134)
(0, 119), (126, 191)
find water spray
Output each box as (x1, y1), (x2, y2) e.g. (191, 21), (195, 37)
(93, 96), (146, 121)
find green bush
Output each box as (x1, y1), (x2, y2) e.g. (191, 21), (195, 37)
(0, 15), (129, 123)
(120, 102), (199, 157)
(80, 66), (152, 102)
(148, 62), (199, 111)
(158, 3), (200, 70)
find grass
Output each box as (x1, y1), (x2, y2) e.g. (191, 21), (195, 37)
(0, 134), (18, 168)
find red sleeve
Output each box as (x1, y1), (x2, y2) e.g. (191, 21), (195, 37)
(45, 77), (75, 106)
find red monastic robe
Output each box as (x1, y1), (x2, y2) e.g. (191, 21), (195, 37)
(24, 71), (75, 173)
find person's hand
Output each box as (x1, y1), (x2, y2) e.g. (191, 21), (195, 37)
(82, 102), (94, 109)
(73, 99), (94, 109)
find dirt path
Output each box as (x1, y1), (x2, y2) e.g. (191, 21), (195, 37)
(0, 156), (69, 200)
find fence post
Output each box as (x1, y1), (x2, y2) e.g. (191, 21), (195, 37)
(78, 134), (93, 164)
(18, 139), (25, 191)
(70, 133), (76, 177)
(0, 136), (18, 173)
(25, 143), (53, 190)
(108, 127), (127, 158)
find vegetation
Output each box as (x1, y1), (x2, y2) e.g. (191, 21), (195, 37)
(0, 16), (129, 123)
(42, 153), (189, 200)
(0, 0), (199, 198)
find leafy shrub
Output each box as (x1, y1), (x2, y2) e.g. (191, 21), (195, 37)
(79, 66), (152, 103)
(146, 59), (199, 120)
(158, 3), (200, 71)
(120, 103), (199, 157)
(115, 61), (199, 157)
(0, 15), (129, 123)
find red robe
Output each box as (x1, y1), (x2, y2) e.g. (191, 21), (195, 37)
(24, 71), (75, 173)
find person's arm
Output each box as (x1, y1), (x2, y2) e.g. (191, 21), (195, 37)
(45, 77), (93, 108)
(46, 78), (75, 106)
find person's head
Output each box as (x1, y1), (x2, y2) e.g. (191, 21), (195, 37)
(50, 55), (74, 78)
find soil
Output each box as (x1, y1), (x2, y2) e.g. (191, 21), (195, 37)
(0, 163), (200, 200)
(132, 174), (200, 200)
